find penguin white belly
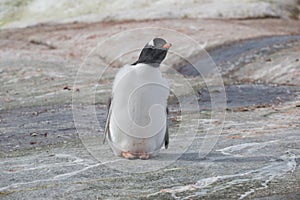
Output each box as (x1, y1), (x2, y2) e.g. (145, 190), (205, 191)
(108, 64), (169, 157)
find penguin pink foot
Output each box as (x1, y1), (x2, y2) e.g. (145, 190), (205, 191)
(121, 151), (136, 159)
(139, 153), (150, 160)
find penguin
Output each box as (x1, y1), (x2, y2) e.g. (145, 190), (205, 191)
(104, 38), (171, 159)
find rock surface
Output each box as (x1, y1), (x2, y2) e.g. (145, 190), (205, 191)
(0, 18), (300, 199)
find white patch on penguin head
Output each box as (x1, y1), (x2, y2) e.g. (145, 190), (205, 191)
(147, 39), (154, 47)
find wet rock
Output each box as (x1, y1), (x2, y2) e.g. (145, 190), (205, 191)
(177, 35), (300, 80)
(198, 84), (299, 110)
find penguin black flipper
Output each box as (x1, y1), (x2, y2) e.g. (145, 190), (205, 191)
(165, 107), (169, 149)
(103, 97), (112, 144)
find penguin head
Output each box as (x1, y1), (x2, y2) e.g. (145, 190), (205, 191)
(133, 38), (171, 67)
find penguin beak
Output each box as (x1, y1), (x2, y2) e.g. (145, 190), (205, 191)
(162, 43), (172, 49)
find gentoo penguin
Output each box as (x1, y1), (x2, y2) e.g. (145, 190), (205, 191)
(104, 38), (171, 159)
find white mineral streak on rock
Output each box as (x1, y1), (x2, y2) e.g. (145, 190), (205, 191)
(0, 153), (122, 192)
(153, 141), (296, 200)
